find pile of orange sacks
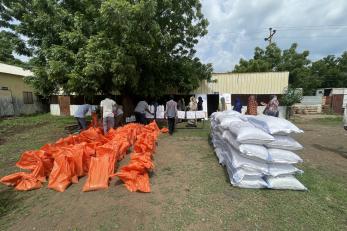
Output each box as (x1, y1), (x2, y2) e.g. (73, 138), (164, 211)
(0, 121), (161, 192)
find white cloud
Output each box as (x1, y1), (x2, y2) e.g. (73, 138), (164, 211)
(196, 0), (347, 72)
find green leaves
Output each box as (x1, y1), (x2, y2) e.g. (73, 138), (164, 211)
(1, 0), (212, 97)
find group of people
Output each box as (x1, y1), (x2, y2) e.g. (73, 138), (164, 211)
(73, 95), (124, 134)
(230, 95), (279, 117)
(74, 94), (280, 136)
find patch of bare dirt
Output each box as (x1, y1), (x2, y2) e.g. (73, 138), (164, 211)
(294, 122), (347, 175)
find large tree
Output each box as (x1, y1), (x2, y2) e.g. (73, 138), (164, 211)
(0, 30), (30, 66)
(311, 53), (347, 89)
(233, 43), (314, 94)
(0, 0), (212, 97)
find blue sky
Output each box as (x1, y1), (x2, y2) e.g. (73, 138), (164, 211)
(195, 0), (347, 72)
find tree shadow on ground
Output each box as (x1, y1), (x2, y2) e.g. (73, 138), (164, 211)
(312, 144), (347, 159)
(0, 188), (25, 218)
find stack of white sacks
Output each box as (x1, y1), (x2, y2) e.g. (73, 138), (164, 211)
(211, 110), (307, 190)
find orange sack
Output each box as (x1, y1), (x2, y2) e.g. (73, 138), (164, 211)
(82, 156), (110, 192)
(1, 121), (160, 193)
(161, 127), (169, 133)
(48, 155), (75, 192)
(0, 172), (42, 191)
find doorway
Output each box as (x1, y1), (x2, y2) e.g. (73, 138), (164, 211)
(207, 94), (219, 116)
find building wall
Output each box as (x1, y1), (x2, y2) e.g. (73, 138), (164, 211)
(192, 72), (289, 95)
(0, 73), (45, 116)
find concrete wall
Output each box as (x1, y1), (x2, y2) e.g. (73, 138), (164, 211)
(0, 73), (45, 116)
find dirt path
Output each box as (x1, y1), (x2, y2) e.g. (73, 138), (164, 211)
(1, 119), (347, 231)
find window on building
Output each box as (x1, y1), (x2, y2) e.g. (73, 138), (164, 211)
(23, 92), (34, 104)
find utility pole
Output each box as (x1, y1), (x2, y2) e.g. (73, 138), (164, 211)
(264, 27), (276, 45)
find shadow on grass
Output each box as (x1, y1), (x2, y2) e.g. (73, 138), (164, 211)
(312, 144), (347, 159)
(0, 188), (24, 218)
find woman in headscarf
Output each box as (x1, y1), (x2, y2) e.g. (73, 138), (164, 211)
(246, 95), (258, 115)
(219, 97), (226, 111)
(197, 97), (203, 111)
(233, 97), (242, 113)
(187, 96), (197, 127)
(263, 95), (279, 117)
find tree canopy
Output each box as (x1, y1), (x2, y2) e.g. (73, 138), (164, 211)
(233, 43), (347, 95)
(0, 0), (212, 97)
(233, 43), (312, 93)
(0, 30), (30, 66)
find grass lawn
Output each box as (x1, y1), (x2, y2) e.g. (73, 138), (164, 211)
(0, 114), (347, 230)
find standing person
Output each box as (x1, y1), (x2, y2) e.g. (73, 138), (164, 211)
(100, 95), (117, 134)
(134, 100), (153, 124)
(74, 104), (91, 130)
(165, 95), (178, 135)
(262, 95), (279, 117)
(182, 98), (186, 111)
(114, 104), (124, 128)
(197, 96), (203, 111)
(246, 95), (258, 115)
(219, 97), (226, 111)
(343, 103), (347, 130)
(177, 99), (183, 111)
(152, 99), (158, 120)
(187, 96), (197, 127)
(233, 97), (242, 113)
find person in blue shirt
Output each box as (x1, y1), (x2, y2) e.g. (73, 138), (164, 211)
(74, 104), (91, 130)
(233, 97), (242, 113)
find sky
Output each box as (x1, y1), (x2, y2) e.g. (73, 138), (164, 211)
(195, 0), (347, 72)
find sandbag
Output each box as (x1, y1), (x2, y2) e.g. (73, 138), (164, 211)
(265, 135), (303, 150)
(48, 155), (74, 192)
(247, 115), (303, 135)
(223, 130), (270, 161)
(266, 175), (307, 191)
(161, 127), (169, 133)
(15, 174), (42, 191)
(214, 148), (225, 165)
(220, 117), (243, 130)
(83, 156), (110, 192)
(228, 121), (275, 144)
(226, 165), (268, 188)
(223, 145), (302, 177)
(267, 148), (303, 164)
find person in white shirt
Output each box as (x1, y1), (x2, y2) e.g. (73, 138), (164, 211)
(74, 104), (91, 130)
(134, 100), (153, 124)
(165, 95), (178, 135)
(100, 95), (117, 134)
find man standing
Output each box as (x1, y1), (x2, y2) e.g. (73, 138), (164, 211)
(165, 95), (178, 135)
(74, 104), (91, 130)
(114, 104), (124, 128)
(134, 100), (152, 124)
(100, 95), (117, 134)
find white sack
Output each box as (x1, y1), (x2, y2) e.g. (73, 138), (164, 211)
(226, 165), (268, 188)
(266, 175), (307, 191)
(267, 148), (303, 164)
(222, 130), (270, 162)
(224, 145), (302, 177)
(228, 121), (275, 145)
(214, 148), (226, 165)
(220, 117), (243, 130)
(247, 115), (303, 135)
(265, 135), (303, 150)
